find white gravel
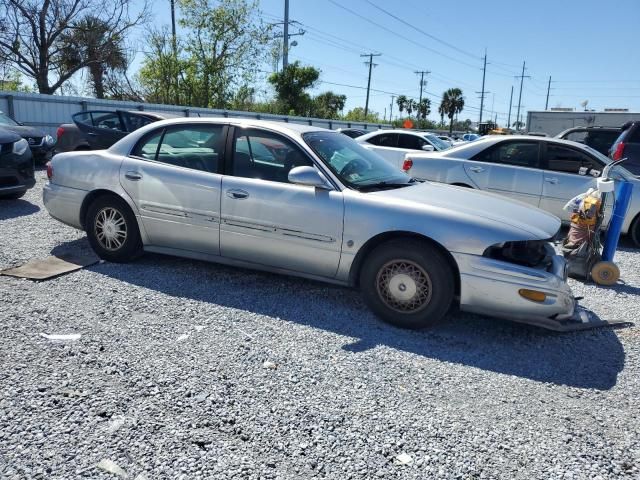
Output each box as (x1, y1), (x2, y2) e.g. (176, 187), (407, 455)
(1, 170), (639, 479)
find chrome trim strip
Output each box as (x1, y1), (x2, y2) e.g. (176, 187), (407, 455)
(222, 218), (336, 243)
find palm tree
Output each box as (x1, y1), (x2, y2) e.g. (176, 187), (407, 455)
(417, 98), (431, 120)
(406, 99), (416, 118)
(396, 95), (408, 116)
(438, 101), (446, 127)
(60, 16), (128, 99)
(442, 88), (464, 134)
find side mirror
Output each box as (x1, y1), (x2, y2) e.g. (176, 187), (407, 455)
(288, 166), (332, 189)
(421, 144), (435, 152)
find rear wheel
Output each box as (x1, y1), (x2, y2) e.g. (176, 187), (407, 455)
(359, 239), (455, 329)
(630, 215), (640, 248)
(85, 195), (142, 263)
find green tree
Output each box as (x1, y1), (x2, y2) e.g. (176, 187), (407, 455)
(512, 120), (525, 130)
(268, 61), (320, 115)
(406, 99), (416, 118)
(0, 68), (33, 92)
(311, 91), (346, 119)
(0, 0), (148, 95)
(441, 88), (465, 134)
(343, 107), (381, 123)
(59, 16), (128, 98)
(138, 27), (186, 104)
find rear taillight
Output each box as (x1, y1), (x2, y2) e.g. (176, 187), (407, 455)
(402, 158), (413, 172)
(56, 126), (64, 139)
(46, 161), (53, 180)
(612, 142), (625, 160)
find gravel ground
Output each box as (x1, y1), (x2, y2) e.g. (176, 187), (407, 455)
(1, 170), (639, 479)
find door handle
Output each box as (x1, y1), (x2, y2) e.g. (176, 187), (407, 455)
(125, 171), (143, 181)
(544, 177), (559, 184)
(469, 166), (485, 173)
(226, 189), (249, 200)
(86, 132), (97, 136)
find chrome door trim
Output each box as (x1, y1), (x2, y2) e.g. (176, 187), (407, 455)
(221, 217), (337, 243)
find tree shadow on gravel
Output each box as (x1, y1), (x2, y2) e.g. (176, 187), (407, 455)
(0, 199), (40, 221)
(52, 238), (627, 391)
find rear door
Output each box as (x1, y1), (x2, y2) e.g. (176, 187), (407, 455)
(73, 111), (128, 149)
(120, 112), (158, 133)
(464, 140), (544, 207)
(361, 133), (403, 167)
(538, 142), (603, 220)
(119, 123), (227, 255)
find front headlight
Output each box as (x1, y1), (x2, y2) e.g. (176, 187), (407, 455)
(12, 138), (28, 155)
(44, 134), (56, 146)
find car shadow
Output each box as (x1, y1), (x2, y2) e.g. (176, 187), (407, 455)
(51, 238), (628, 391)
(0, 199), (40, 220)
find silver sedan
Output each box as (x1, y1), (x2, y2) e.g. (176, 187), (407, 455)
(403, 135), (640, 245)
(44, 119), (575, 329)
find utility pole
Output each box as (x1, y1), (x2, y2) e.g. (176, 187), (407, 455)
(415, 70), (430, 104)
(361, 53), (381, 117)
(390, 95), (396, 122)
(515, 61), (530, 131)
(283, 0), (289, 70)
(507, 85), (514, 127)
(478, 50), (487, 125)
(545, 76), (552, 110)
(170, 0), (178, 105)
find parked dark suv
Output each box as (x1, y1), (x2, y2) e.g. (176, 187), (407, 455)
(610, 122), (640, 175)
(555, 126), (622, 156)
(0, 127), (35, 199)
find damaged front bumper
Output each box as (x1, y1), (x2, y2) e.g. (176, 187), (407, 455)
(452, 243), (620, 331)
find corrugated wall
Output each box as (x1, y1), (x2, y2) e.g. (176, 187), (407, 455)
(0, 91), (390, 136)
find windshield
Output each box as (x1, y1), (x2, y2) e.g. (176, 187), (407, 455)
(423, 134), (450, 151)
(0, 112), (19, 126)
(303, 131), (412, 189)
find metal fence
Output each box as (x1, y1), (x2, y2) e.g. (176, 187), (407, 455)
(0, 91), (390, 137)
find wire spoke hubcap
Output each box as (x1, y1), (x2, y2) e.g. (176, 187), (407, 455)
(376, 259), (432, 313)
(95, 207), (127, 251)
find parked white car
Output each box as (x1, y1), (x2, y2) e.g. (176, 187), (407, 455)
(402, 135), (640, 245)
(436, 135), (465, 147)
(356, 129), (451, 169)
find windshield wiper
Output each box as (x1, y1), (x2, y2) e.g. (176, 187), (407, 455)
(357, 179), (417, 192)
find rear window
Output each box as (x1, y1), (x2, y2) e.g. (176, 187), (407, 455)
(629, 124), (640, 143)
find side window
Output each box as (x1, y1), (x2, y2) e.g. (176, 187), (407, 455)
(121, 112), (155, 132)
(473, 142), (540, 167)
(564, 131), (587, 143)
(132, 129), (164, 160)
(629, 125), (640, 143)
(91, 112), (124, 131)
(132, 125), (224, 173)
(398, 134), (424, 150)
(232, 129), (313, 183)
(367, 133), (398, 147)
(546, 145), (602, 176)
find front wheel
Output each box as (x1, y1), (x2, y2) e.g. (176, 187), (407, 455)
(359, 239), (455, 329)
(85, 195), (142, 263)
(630, 215), (640, 248)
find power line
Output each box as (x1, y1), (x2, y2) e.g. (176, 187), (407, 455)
(361, 53), (382, 117)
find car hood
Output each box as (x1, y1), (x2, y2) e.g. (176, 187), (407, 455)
(369, 181), (561, 239)
(1, 124), (46, 138)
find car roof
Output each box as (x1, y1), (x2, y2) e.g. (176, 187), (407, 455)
(359, 129), (435, 138)
(133, 116), (330, 134)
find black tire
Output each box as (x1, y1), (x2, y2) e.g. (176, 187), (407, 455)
(85, 194), (142, 263)
(630, 215), (640, 248)
(0, 190), (27, 200)
(359, 239), (455, 329)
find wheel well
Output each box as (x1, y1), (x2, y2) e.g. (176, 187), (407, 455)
(349, 231), (461, 296)
(80, 190), (131, 229)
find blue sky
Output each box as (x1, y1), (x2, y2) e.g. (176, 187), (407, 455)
(130, 0), (640, 124)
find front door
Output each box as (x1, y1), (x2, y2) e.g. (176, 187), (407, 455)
(463, 140), (543, 207)
(119, 123), (227, 255)
(220, 127), (344, 278)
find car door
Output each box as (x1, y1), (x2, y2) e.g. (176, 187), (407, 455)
(220, 127), (344, 278)
(538, 142), (603, 221)
(361, 133), (403, 167)
(72, 111), (128, 149)
(120, 112), (158, 133)
(119, 123), (227, 255)
(463, 140), (544, 207)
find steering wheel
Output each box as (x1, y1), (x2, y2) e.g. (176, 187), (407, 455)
(340, 158), (369, 177)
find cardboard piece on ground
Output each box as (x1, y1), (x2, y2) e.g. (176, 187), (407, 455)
(0, 252), (99, 281)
